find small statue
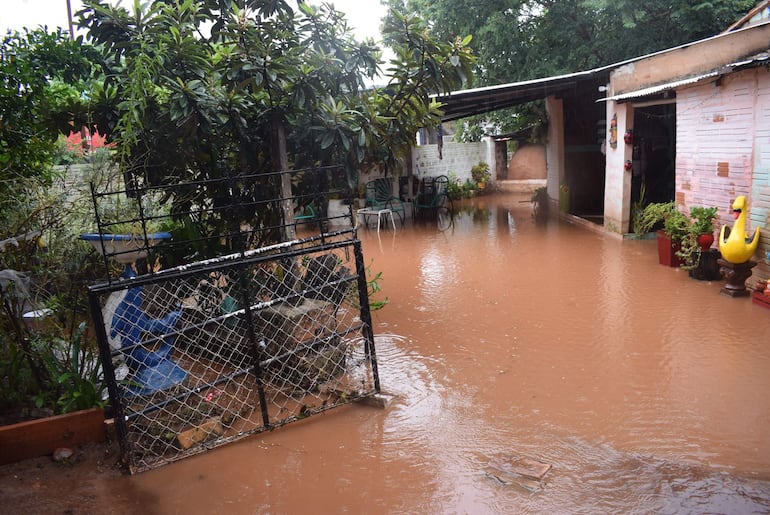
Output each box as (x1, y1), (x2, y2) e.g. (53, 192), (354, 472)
(718, 195), (760, 264)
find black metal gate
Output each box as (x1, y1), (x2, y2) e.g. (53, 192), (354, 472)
(86, 167), (380, 473)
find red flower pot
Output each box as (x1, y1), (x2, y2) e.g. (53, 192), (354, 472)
(696, 233), (715, 251)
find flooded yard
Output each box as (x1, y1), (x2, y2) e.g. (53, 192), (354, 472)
(6, 192), (770, 513)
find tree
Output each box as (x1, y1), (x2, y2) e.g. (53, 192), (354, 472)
(78, 0), (473, 248)
(384, 0), (755, 139)
(0, 28), (96, 185)
(0, 29), (111, 418)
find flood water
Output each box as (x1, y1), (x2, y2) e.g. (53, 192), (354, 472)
(116, 193), (770, 513)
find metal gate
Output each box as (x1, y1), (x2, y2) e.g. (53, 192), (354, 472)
(86, 167), (380, 473)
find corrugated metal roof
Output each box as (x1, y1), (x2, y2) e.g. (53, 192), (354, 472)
(433, 69), (608, 122)
(431, 25), (769, 121)
(599, 72), (718, 102)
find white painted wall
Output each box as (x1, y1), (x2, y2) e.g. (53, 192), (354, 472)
(545, 96), (564, 208)
(412, 138), (494, 185)
(602, 102), (634, 234)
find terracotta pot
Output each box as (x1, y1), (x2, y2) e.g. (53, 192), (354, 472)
(696, 232), (714, 251)
(656, 230), (682, 267)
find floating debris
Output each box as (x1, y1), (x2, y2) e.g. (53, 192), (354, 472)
(483, 454), (552, 492)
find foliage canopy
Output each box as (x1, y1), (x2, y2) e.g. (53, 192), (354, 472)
(384, 0), (756, 139)
(0, 28), (97, 187)
(79, 0), (474, 199)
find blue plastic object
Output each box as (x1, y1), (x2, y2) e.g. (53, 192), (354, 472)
(109, 267), (187, 396)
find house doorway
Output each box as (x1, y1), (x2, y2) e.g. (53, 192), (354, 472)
(630, 101), (677, 230)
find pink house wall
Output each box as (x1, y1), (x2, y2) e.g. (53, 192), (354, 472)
(676, 66), (770, 280)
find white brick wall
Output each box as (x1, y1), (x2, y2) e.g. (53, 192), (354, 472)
(411, 138), (492, 184)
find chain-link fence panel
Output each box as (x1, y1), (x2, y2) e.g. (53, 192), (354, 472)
(90, 238), (378, 473)
(85, 167), (379, 473)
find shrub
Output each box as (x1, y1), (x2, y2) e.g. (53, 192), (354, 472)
(470, 161), (491, 184)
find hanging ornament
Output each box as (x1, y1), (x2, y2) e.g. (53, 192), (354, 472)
(624, 160), (633, 172)
(609, 114), (618, 149)
(624, 128), (634, 145)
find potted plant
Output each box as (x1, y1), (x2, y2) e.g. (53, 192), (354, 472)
(634, 201), (674, 237)
(689, 206), (718, 250)
(470, 161), (491, 189)
(636, 202), (689, 266)
(676, 206), (720, 277)
(659, 207), (690, 267)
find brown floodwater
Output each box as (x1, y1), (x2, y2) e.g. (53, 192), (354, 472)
(110, 193), (770, 513)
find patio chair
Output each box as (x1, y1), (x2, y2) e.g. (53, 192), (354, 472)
(294, 203), (316, 230)
(414, 175), (451, 219)
(364, 178), (405, 225)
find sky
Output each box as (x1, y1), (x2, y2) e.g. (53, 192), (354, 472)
(0, 0), (388, 42)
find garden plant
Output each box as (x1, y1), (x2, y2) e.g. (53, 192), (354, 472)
(0, 0), (475, 423)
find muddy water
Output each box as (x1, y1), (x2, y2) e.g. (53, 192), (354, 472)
(121, 193), (770, 514)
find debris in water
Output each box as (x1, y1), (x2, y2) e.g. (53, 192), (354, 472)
(483, 454), (552, 492)
(357, 392), (395, 409)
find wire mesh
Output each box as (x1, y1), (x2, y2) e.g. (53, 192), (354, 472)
(85, 167), (379, 473)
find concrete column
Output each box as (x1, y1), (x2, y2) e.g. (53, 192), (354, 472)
(545, 96), (565, 205)
(603, 101), (634, 234)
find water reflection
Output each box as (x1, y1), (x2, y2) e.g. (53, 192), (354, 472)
(359, 194), (770, 512)
(108, 193), (770, 513)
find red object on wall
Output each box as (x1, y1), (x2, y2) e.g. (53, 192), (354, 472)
(624, 128), (634, 145)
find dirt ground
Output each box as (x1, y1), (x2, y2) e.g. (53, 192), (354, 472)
(0, 440), (127, 514)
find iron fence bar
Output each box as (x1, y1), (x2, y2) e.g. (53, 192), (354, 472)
(121, 365), (253, 421)
(87, 166), (347, 205)
(86, 230), (358, 295)
(258, 324), (364, 368)
(105, 270), (357, 360)
(236, 265), (272, 428)
(353, 239), (380, 392)
(222, 167), (274, 428)
(88, 182), (113, 279)
(88, 290), (130, 455)
(89, 164), (346, 199)
(121, 323), (366, 423)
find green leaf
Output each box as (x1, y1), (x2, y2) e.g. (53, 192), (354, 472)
(320, 131), (335, 149)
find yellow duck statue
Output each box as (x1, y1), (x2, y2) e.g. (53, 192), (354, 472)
(718, 195), (760, 264)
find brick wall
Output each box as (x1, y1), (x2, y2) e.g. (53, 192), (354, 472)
(676, 67), (770, 283)
(412, 139), (492, 184)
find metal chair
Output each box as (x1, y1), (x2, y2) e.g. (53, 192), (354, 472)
(414, 175), (451, 219)
(294, 203), (316, 230)
(364, 178), (405, 225)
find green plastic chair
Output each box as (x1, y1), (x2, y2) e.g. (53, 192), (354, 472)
(294, 204), (316, 229)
